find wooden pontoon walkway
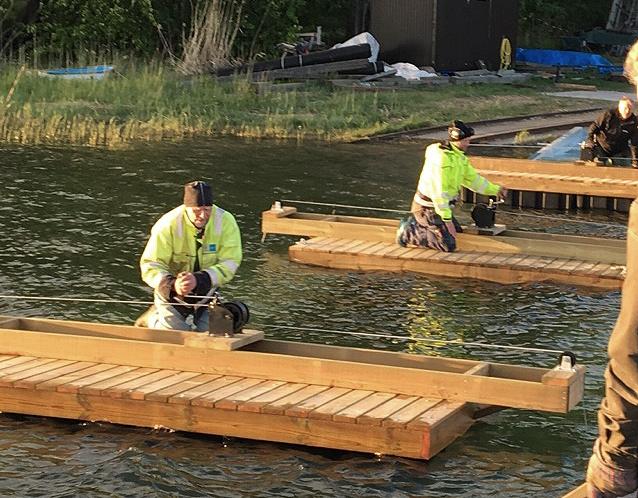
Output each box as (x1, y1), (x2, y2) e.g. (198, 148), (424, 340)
(0, 316), (585, 460)
(289, 237), (624, 289)
(469, 157), (638, 211)
(263, 206), (626, 289)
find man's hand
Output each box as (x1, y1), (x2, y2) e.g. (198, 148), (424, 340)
(174, 272), (197, 296)
(497, 187), (508, 201)
(445, 221), (457, 237)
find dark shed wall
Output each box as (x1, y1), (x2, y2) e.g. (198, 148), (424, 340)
(368, 0), (518, 71)
(369, 0), (435, 66)
(436, 0), (518, 71)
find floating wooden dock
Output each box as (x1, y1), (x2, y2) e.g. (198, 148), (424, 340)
(0, 316), (585, 460)
(469, 156), (638, 212)
(263, 206), (626, 289)
(289, 237), (623, 289)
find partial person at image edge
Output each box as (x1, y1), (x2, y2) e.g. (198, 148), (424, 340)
(139, 180), (242, 331)
(586, 38), (638, 498)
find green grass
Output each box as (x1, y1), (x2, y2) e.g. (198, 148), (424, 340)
(0, 63), (630, 146)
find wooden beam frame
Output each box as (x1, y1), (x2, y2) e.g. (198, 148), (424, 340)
(262, 207), (626, 265)
(0, 317), (585, 413)
(471, 156), (638, 198)
(0, 386), (471, 459)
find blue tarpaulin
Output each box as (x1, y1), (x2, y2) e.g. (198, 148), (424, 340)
(516, 48), (622, 74)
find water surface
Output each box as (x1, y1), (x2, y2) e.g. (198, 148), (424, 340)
(0, 138), (625, 497)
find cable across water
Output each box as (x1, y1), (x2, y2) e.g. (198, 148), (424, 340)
(0, 294), (574, 357)
(254, 323), (567, 355)
(279, 199), (409, 214)
(0, 294), (207, 308)
(278, 198), (627, 230)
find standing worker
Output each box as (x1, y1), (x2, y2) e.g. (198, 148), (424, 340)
(580, 96), (638, 168)
(396, 120), (507, 251)
(140, 180), (242, 331)
(586, 40), (638, 498)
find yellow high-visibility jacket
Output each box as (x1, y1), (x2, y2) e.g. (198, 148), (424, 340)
(413, 142), (500, 221)
(140, 204), (242, 295)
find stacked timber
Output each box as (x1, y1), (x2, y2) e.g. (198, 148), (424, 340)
(262, 205), (626, 289)
(0, 316), (585, 460)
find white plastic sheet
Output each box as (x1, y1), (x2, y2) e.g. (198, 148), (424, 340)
(386, 62), (437, 80)
(332, 32), (379, 63)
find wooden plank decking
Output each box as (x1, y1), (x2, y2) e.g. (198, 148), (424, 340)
(469, 156), (638, 211)
(0, 352), (473, 459)
(262, 206), (626, 288)
(289, 237), (625, 289)
(0, 316), (586, 460)
(263, 207), (626, 265)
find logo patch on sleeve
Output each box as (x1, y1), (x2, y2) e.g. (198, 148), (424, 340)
(207, 243), (217, 252)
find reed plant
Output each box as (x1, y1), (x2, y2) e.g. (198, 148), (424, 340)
(178, 0), (245, 75)
(0, 63), (618, 147)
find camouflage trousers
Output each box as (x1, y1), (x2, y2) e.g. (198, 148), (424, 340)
(396, 206), (462, 252)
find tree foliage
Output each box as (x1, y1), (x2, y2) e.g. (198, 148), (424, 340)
(519, 0), (613, 47)
(32, 0), (158, 59)
(0, 0), (621, 64)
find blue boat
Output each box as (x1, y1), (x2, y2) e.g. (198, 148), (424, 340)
(38, 65), (114, 80)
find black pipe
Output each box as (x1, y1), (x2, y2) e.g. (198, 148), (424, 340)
(215, 44), (373, 76)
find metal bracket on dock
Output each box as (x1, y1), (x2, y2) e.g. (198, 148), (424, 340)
(464, 223), (507, 236)
(558, 351), (577, 371)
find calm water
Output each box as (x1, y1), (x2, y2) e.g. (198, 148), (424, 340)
(0, 139), (627, 497)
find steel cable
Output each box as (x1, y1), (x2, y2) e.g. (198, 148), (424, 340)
(278, 199), (627, 229)
(0, 294), (573, 356)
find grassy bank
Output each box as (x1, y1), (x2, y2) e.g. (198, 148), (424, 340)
(0, 64), (631, 146)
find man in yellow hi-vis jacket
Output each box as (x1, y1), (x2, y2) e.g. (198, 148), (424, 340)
(140, 180), (242, 331)
(396, 120), (507, 251)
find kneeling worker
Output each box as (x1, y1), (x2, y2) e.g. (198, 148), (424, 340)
(396, 120), (507, 252)
(140, 181), (242, 331)
(580, 96), (638, 167)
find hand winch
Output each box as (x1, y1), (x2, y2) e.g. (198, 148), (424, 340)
(471, 199), (504, 229)
(208, 295), (250, 337)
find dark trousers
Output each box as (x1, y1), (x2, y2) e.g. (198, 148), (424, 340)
(397, 206), (462, 252)
(581, 144), (630, 165)
(587, 200), (638, 496)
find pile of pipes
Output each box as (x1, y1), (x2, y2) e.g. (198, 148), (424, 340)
(214, 43), (384, 81)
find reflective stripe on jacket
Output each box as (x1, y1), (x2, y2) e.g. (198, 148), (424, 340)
(140, 204), (242, 291)
(414, 142), (500, 221)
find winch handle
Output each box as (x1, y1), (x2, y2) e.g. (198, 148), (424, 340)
(488, 199), (505, 208)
